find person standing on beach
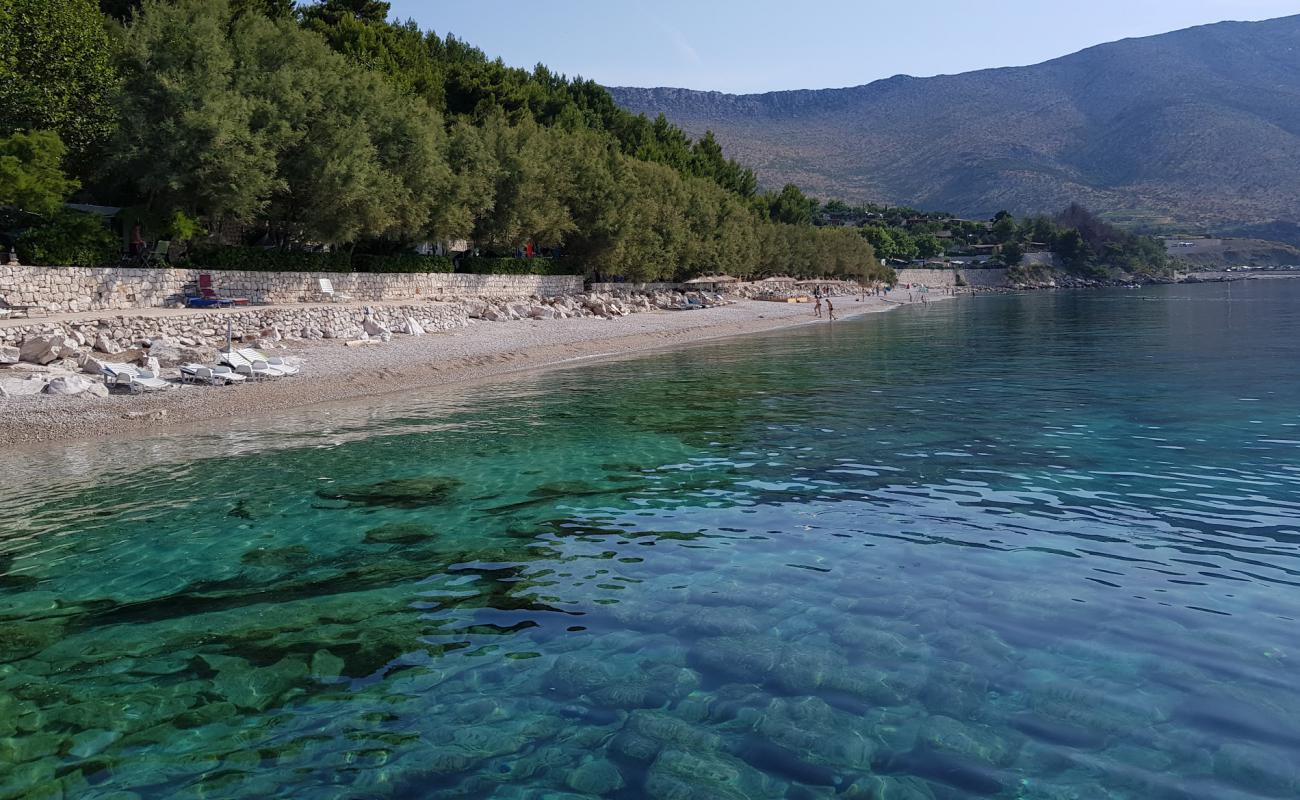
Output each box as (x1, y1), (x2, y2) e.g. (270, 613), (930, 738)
(826, 298), (836, 321)
(813, 296), (823, 318)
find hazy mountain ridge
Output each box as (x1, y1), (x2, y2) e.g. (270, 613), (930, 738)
(609, 16), (1300, 233)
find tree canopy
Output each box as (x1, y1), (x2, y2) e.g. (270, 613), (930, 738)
(3, 0), (888, 280)
(0, 0), (118, 169)
(0, 131), (80, 217)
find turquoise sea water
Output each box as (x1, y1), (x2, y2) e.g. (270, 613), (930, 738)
(2, 281), (1300, 799)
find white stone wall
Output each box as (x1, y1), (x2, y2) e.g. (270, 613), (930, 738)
(0, 303), (470, 347)
(894, 268), (1010, 288)
(0, 264), (583, 313)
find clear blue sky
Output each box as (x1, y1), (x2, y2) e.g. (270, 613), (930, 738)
(387, 0), (1300, 93)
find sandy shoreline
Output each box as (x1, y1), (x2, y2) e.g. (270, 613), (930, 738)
(0, 296), (935, 449)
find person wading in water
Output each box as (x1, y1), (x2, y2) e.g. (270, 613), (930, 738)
(826, 297), (836, 321)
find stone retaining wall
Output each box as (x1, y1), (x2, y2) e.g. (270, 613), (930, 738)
(894, 268), (1010, 288)
(0, 303), (469, 347)
(0, 264), (583, 313)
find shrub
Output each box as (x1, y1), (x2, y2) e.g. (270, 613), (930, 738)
(16, 210), (118, 266)
(190, 245), (352, 272)
(458, 256), (568, 275)
(353, 253), (454, 273)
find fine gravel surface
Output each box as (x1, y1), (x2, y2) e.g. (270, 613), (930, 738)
(0, 297), (931, 448)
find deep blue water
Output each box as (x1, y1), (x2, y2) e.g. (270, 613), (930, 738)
(1, 281), (1299, 799)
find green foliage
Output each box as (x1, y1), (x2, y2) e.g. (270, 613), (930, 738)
(459, 256), (562, 275)
(353, 253), (453, 273)
(164, 210), (207, 242)
(760, 184), (819, 225)
(114, 0), (452, 246)
(913, 234), (945, 259)
(0, 0), (118, 170)
(16, 210), (118, 266)
(191, 245), (353, 272)
(991, 214), (1018, 243)
(18, 0), (881, 279)
(860, 225), (919, 261)
(0, 131), (79, 216)
(1001, 240), (1025, 266)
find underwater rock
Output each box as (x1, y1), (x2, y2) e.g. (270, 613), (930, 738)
(363, 523), (439, 545)
(609, 730), (661, 763)
(751, 696), (875, 769)
(567, 758), (625, 795)
(212, 655), (308, 711)
(645, 748), (784, 800)
(0, 619), (65, 662)
(545, 654), (621, 695)
(841, 775), (937, 799)
(68, 728), (121, 758)
(310, 649), (346, 681)
(878, 749), (1004, 797)
(1008, 713), (1107, 751)
(915, 714), (1018, 768)
(735, 739), (842, 787)
(316, 476), (462, 508)
(1213, 742), (1300, 797)
(240, 545), (314, 568)
(627, 710), (723, 752)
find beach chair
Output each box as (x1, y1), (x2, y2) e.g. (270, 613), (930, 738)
(317, 278), (350, 303)
(199, 273), (250, 306)
(101, 363), (170, 393)
(142, 240), (171, 268)
(179, 364), (247, 385)
(235, 347), (300, 376)
(219, 349), (284, 380)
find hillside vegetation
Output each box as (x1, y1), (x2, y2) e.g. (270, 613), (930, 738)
(0, 0), (886, 282)
(610, 15), (1300, 239)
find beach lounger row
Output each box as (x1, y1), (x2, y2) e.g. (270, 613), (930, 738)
(100, 363), (170, 393)
(179, 364), (246, 385)
(219, 348), (300, 379)
(99, 350), (302, 393)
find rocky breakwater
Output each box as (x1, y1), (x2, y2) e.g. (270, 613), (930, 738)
(0, 303), (470, 399)
(464, 289), (730, 321)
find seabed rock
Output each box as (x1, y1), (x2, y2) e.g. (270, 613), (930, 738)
(566, 758), (624, 795)
(363, 522), (439, 545)
(316, 476), (462, 508)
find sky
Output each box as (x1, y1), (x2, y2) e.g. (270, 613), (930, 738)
(387, 0), (1300, 93)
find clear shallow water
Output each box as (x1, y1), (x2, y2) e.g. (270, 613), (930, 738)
(2, 282), (1300, 799)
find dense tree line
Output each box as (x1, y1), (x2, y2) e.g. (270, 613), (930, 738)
(0, 0), (885, 281)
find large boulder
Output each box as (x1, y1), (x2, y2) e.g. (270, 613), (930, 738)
(148, 340), (216, 368)
(0, 344), (18, 365)
(362, 317), (391, 336)
(402, 317), (426, 336)
(93, 333), (123, 355)
(528, 305), (557, 320)
(19, 334), (78, 365)
(78, 353), (111, 376)
(0, 375), (48, 397)
(45, 375), (108, 397)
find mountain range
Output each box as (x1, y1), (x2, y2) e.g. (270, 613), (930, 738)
(609, 15), (1300, 238)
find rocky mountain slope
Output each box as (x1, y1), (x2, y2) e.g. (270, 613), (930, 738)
(610, 15), (1300, 233)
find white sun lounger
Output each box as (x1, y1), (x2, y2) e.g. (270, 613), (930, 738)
(101, 362), (170, 393)
(235, 347), (300, 376)
(219, 349), (285, 380)
(318, 278), (351, 303)
(180, 364), (247, 386)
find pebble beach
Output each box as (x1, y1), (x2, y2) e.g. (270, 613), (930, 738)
(0, 295), (926, 448)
